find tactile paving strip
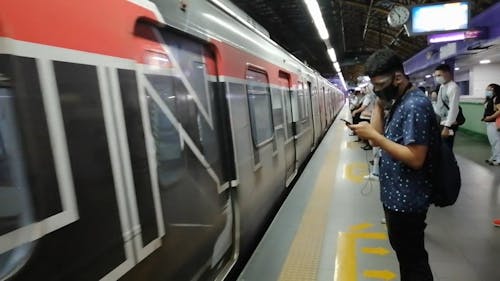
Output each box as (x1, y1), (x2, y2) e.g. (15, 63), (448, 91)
(278, 124), (342, 281)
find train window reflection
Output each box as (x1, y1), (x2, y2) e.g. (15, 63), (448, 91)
(160, 30), (211, 116)
(0, 88), (34, 280)
(146, 88), (183, 187)
(246, 69), (274, 147)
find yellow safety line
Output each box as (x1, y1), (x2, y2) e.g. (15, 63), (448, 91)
(278, 125), (342, 281)
(344, 162), (368, 183)
(363, 270), (397, 280)
(362, 247), (390, 256)
(334, 232), (388, 281)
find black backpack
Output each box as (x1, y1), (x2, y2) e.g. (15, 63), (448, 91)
(386, 89), (461, 207)
(431, 139), (461, 207)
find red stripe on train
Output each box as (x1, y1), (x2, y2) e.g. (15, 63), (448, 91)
(0, 0), (159, 61)
(210, 40), (300, 86)
(0, 0), (304, 86)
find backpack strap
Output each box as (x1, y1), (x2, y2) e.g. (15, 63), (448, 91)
(440, 89), (450, 110)
(385, 83), (414, 125)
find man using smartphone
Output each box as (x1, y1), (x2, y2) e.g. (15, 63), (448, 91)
(348, 49), (438, 281)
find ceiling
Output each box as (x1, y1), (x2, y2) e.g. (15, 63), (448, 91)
(230, 0), (496, 83)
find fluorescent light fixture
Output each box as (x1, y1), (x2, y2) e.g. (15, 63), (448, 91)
(454, 67), (460, 70)
(480, 59), (491, 64)
(327, 48), (337, 62)
(425, 74), (431, 78)
(428, 32), (465, 43)
(304, 0), (329, 40)
(204, 13), (263, 51)
(428, 29), (483, 44)
(210, 0), (270, 40)
(338, 72), (347, 91)
(333, 62), (340, 72)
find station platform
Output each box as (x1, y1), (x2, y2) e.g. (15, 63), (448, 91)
(237, 107), (500, 281)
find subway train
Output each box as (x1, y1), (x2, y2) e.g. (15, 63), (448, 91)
(0, 0), (344, 280)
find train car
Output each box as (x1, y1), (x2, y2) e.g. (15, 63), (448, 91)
(0, 0), (344, 280)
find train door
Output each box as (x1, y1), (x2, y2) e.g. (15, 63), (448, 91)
(124, 23), (234, 280)
(312, 79), (322, 143)
(320, 86), (326, 131)
(306, 81), (315, 149)
(279, 72), (296, 185)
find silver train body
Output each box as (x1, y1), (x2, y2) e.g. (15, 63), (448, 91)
(0, 0), (344, 280)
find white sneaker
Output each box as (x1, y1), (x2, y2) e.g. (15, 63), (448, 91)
(363, 174), (379, 180)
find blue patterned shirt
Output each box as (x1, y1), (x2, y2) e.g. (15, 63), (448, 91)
(380, 89), (438, 213)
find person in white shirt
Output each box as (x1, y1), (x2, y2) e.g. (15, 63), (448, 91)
(360, 85), (377, 121)
(434, 64), (461, 150)
(353, 85), (376, 149)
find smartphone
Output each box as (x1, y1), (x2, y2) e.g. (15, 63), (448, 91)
(340, 118), (351, 126)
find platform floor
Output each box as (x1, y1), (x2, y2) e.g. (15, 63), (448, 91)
(237, 107), (500, 281)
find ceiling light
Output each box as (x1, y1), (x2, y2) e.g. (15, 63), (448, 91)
(304, 0), (329, 40)
(337, 72), (347, 91)
(425, 74), (431, 78)
(327, 48), (337, 62)
(480, 59), (491, 64)
(454, 67), (460, 70)
(334, 62), (341, 72)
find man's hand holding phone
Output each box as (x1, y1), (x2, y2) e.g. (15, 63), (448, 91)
(348, 121), (384, 146)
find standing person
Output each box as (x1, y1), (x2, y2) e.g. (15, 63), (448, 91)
(353, 85), (376, 150)
(430, 86), (439, 112)
(434, 64), (461, 150)
(348, 49), (437, 281)
(351, 89), (366, 125)
(481, 83), (500, 166)
(349, 90), (364, 138)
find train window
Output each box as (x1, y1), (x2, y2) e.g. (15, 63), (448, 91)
(246, 69), (274, 147)
(0, 89), (27, 234)
(271, 89), (283, 126)
(297, 92), (304, 120)
(0, 87), (36, 280)
(161, 32), (211, 117)
(284, 91), (293, 139)
(270, 89), (281, 154)
(0, 127), (9, 186)
(117, 69), (159, 245)
(0, 56), (44, 279)
(298, 92), (307, 121)
(144, 77), (183, 165)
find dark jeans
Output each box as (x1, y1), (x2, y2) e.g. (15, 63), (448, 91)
(441, 125), (458, 150)
(384, 207), (433, 281)
(352, 112), (361, 124)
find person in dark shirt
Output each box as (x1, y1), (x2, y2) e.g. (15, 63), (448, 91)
(349, 49), (437, 281)
(481, 83), (500, 165)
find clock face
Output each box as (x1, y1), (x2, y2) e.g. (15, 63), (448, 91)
(387, 5), (410, 28)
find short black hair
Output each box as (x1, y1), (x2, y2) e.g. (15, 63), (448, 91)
(364, 49), (404, 77)
(435, 64), (451, 73)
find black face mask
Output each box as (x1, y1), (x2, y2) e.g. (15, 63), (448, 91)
(374, 80), (399, 101)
